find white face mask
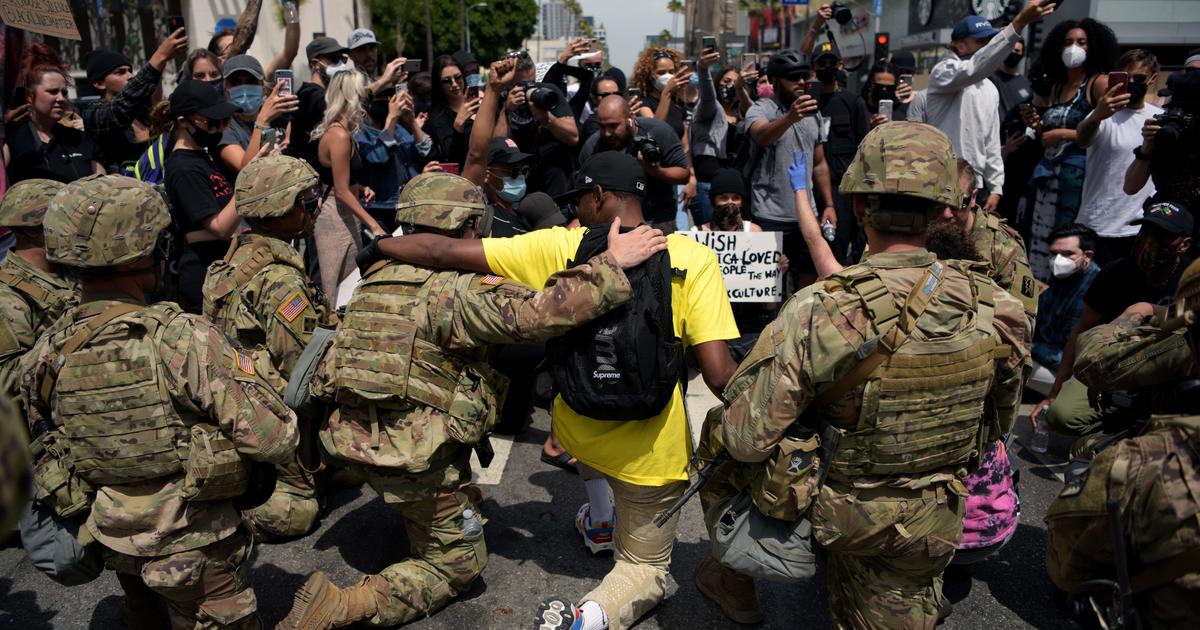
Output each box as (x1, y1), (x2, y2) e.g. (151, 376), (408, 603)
(1051, 254), (1080, 279)
(655, 73), (674, 92)
(1061, 45), (1087, 70)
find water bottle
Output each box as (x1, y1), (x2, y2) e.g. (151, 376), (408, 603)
(1029, 408), (1051, 454)
(822, 219), (836, 243)
(462, 509), (483, 538)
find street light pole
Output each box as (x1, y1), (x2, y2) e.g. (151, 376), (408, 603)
(466, 2), (489, 54)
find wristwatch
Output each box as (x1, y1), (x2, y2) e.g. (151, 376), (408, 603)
(1132, 146), (1153, 161)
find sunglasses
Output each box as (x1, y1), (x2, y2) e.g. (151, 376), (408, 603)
(441, 73), (465, 85)
(299, 190), (321, 215)
(490, 165), (531, 178)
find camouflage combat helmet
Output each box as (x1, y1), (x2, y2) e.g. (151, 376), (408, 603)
(840, 121), (962, 234)
(394, 172), (491, 234)
(235, 155), (320, 219)
(0, 179), (65, 228)
(44, 175), (170, 268)
(1173, 257), (1200, 320)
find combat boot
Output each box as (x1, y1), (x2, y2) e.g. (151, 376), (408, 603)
(277, 571), (379, 630)
(694, 556), (764, 624)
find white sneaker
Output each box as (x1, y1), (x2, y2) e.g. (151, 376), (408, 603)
(575, 502), (614, 555)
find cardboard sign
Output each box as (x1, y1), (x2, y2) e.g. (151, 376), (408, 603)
(681, 230), (785, 302)
(0, 0), (81, 41)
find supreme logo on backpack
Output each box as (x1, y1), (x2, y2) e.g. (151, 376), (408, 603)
(547, 224), (684, 421)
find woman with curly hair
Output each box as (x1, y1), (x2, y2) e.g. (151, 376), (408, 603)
(1023, 18), (1117, 281)
(632, 47), (690, 139)
(4, 43), (103, 183)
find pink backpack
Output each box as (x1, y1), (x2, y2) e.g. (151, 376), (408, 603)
(957, 440), (1019, 556)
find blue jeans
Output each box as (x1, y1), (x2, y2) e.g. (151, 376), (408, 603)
(688, 181), (714, 227)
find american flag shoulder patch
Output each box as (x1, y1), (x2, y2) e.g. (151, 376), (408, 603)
(480, 274), (504, 286)
(233, 349), (255, 376)
(277, 291), (309, 322)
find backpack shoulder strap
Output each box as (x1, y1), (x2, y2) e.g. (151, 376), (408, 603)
(814, 262), (944, 407)
(0, 268), (52, 306)
(38, 303), (143, 407)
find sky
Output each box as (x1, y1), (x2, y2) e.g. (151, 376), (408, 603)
(580, 0), (676, 73)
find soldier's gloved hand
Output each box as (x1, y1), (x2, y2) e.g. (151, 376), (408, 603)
(788, 149), (809, 192)
(356, 234), (387, 271)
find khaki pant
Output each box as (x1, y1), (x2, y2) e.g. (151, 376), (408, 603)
(578, 464), (687, 630)
(313, 195), (362, 306)
(107, 530), (259, 629)
(1047, 376), (1105, 436)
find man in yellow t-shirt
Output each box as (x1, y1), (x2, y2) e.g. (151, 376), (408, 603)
(368, 152), (739, 630)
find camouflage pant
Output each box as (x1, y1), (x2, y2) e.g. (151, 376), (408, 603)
(350, 449), (487, 627)
(244, 460), (319, 540)
(106, 530), (259, 629)
(811, 483), (965, 630)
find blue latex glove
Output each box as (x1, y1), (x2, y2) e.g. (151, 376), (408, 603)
(788, 149), (809, 192)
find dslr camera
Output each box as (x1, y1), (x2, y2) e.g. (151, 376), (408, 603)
(1153, 107), (1197, 156)
(830, 1), (854, 25)
(526, 82), (564, 111)
(631, 133), (663, 165)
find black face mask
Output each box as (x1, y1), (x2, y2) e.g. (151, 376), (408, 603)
(871, 85), (896, 104)
(202, 78), (225, 96)
(816, 66), (839, 85)
(1004, 52), (1024, 68)
(717, 84), (739, 102)
(1127, 82), (1149, 105)
(187, 122), (224, 149)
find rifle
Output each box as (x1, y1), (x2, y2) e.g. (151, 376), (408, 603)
(1108, 497), (1142, 630)
(654, 449), (730, 528)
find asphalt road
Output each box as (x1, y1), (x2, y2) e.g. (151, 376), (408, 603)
(0, 377), (1080, 629)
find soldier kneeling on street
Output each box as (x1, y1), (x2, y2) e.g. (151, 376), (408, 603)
(278, 172), (666, 629)
(19, 175), (298, 629)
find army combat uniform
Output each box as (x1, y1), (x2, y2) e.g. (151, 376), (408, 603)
(19, 176), (298, 629)
(970, 210), (1039, 324)
(203, 156), (338, 540)
(280, 173), (635, 629)
(712, 124), (1031, 629)
(0, 179), (78, 393)
(0, 392), (30, 535)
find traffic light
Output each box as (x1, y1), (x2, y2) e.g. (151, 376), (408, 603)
(874, 32), (890, 64)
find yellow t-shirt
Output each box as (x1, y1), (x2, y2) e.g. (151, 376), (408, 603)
(483, 226), (739, 486)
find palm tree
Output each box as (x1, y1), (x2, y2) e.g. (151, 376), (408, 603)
(667, 0), (685, 37)
(657, 28), (674, 47)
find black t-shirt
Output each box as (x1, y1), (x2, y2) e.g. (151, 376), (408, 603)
(817, 90), (869, 177)
(1083, 256), (1183, 323)
(641, 95), (686, 140)
(488, 202), (532, 238)
(578, 117), (688, 224)
(286, 82), (327, 170)
(5, 121), (99, 184)
(164, 148), (235, 312)
(511, 84), (579, 199)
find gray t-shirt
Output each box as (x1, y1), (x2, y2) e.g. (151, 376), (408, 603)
(219, 118), (253, 150)
(579, 117), (688, 224)
(744, 97), (825, 224)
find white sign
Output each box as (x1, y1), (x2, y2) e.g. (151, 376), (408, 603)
(681, 230), (785, 303)
(0, 0), (80, 41)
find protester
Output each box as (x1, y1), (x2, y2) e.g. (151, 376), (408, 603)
(578, 96), (690, 230)
(989, 38), (1032, 126)
(1029, 223), (1100, 395)
(921, 2), (1054, 213)
(498, 80), (578, 199)
(862, 61), (911, 128)
(163, 80), (242, 312)
(287, 36), (351, 169)
(83, 29), (187, 173)
(543, 37), (601, 121)
(463, 82), (539, 236)
(313, 70), (385, 301)
(4, 44), (103, 184)
(745, 49), (831, 289)
(688, 47), (750, 227)
(183, 49), (225, 93)
(348, 28), (381, 78)
(1033, 201), (1193, 436)
(1024, 18), (1118, 281)
(216, 55), (299, 177)
(1125, 71), (1200, 222)
(1075, 49), (1162, 265)
(631, 48), (690, 140)
(423, 54), (478, 166)
(359, 90), (434, 233)
(813, 40), (869, 263)
(581, 75), (623, 140)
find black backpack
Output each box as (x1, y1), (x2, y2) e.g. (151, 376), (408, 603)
(547, 223), (684, 421)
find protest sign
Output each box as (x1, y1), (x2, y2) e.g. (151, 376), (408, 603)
(680, 230), (785, 302)
(0, 0), (81, 41)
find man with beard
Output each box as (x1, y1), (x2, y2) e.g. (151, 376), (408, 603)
(1033, 201), (1194, 437)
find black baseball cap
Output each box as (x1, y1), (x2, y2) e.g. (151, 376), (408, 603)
(487, 138), (533, 165)
(555, 151), (647, 203)
(306, 36), (349, 61)
(1130, 201), (1194, 236)
(169, 80), (239, 119)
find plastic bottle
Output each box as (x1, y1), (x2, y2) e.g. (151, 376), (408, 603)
(1029, 409), (1051, 454)
(462, 509), (483, 538)
(822, 219), (836, 242)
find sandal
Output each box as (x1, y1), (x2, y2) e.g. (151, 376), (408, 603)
(540, 450), (579, 475)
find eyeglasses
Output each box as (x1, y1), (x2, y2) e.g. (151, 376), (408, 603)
(1130, 74), (1151, 84)
(489, 166), (531, 178)
(441, 73), (465, 85)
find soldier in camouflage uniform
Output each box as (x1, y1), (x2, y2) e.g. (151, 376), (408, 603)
(18, 175), (298, 629)
(278, 172), (661, 630)
(0, 179), (79, 395)
(0, 392), (30, 537)
(699, 123), (1031, 628)
(1047, 259), (1200, 628)
(202, 155), (338, 541)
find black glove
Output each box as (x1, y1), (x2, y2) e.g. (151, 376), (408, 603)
(356, 234), (387, 272)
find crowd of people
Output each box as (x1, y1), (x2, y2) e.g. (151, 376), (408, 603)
(0, 0), (1198, 628)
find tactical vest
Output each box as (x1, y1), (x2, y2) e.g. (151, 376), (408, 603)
(330, 262), (508, 444)
(821, 262), (1002, 478)
(975, 213), (1039, 318)
(47, 303), (192, 486)
(0, 265), (76, 339)
(204, 237), (307, 337)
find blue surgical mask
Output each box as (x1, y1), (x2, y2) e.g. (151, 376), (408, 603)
(229, 85), (265, 115)
(498, 175), (527, 202)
